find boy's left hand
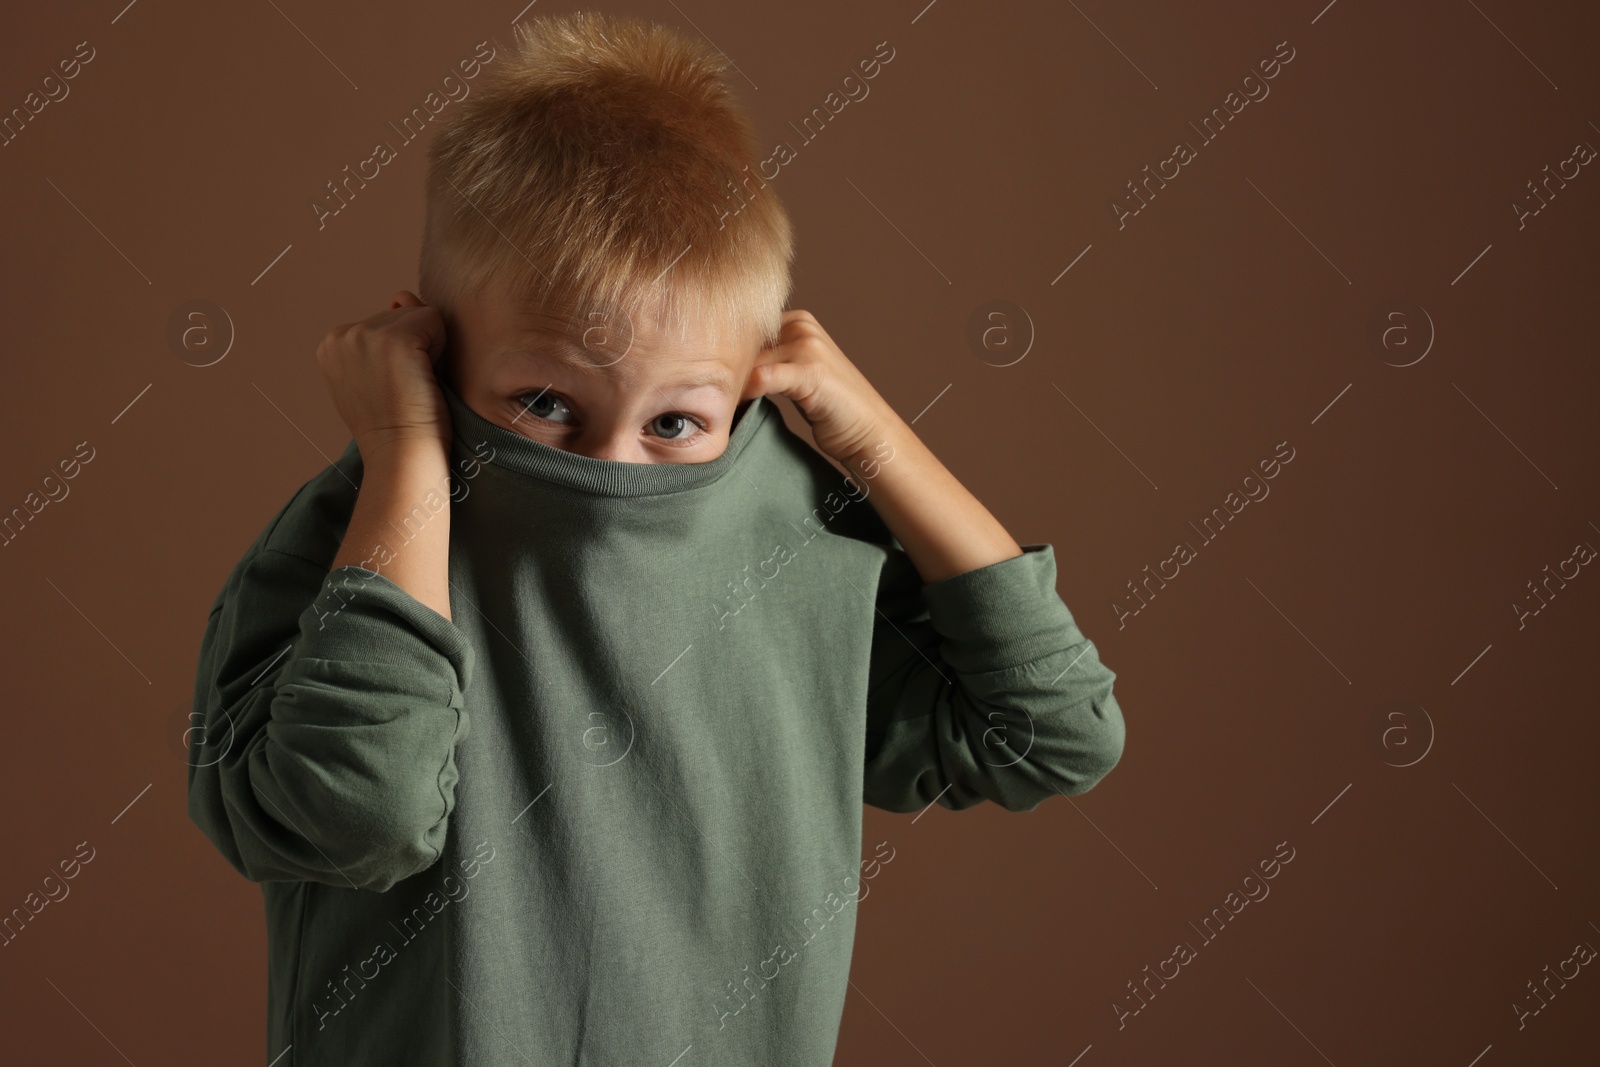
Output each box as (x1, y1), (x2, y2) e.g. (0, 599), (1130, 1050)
(741, 310), (897, 466)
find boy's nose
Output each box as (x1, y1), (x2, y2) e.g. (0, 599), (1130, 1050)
(571, 427), (636, 463)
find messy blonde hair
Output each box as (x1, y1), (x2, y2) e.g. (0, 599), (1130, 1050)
(419, 11), (795, 353)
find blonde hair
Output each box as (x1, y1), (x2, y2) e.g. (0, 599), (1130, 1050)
(419, 11), (795, 352)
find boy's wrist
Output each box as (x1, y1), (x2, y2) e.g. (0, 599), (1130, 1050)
(838, 404), (906, 480)
(357, 432), (451, 476)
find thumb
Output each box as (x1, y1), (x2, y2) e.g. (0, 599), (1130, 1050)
(390, 289), (424, 310)
(741, 357), (806, 403)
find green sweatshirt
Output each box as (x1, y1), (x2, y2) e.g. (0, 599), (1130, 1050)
(186, 376), (1125, 1067)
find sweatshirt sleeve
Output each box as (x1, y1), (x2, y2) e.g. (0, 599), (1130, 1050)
(186, 549), (474, 893)
(861, 542), (1125, 814)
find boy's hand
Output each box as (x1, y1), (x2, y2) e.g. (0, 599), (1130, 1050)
(742, 310), (897, 467)
(316, 290), (452, 461)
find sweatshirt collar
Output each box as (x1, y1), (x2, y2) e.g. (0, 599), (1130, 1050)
(440, 376), (772, 498)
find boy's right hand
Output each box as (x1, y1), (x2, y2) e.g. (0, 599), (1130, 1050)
(316, 290), (452, 462)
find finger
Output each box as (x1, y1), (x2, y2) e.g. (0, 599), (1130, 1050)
(420, 309), (449, 362)
(738, 367), (768, 402)
(751, 338), (792, 367)
(741, 357), (809, 403)
(740, 360), (779, 401)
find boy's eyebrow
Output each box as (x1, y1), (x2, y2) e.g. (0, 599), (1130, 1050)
(660, 365), (738, 397)
(492, 338), (739, 398)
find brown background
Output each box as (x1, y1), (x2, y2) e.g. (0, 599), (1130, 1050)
(2, 0), (1597, 1063)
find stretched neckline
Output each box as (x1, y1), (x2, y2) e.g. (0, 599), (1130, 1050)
(439, 377), (771, 498)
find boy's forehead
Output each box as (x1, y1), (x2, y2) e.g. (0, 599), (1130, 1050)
(479, 309), (752, 398)
(482, 295), (753, 367)
(485, 294), (623, 349)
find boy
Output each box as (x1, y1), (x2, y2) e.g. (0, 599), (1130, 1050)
(187, 12), (1124, 1066)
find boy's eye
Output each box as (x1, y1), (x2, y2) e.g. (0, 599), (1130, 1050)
(514, 390), (705, 443)
(518, 390), (573, 424)
(649, 413), (697, 440)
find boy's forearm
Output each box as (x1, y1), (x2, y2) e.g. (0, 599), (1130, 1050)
(844, 409), (1022, 585)
(330, 444), (454, 621)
